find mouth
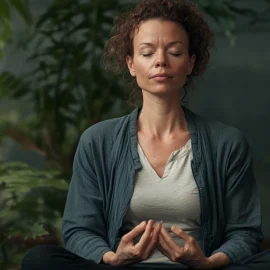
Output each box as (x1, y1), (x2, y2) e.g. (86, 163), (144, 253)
(151, 72), (173, 79)
(152, 76), (172, 81)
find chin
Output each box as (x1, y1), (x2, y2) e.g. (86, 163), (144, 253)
(142, 85), (180, 95)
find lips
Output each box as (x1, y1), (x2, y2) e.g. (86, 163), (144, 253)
(151, 73), (172, 78)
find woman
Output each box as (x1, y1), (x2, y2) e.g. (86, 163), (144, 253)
(21, 0), (270, 269)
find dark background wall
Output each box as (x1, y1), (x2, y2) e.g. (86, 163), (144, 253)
(188, 32), (270, 237)
(1, 0), (270, 238)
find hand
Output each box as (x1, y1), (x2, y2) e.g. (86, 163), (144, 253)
(107, 220), (162, 267)
(158, 225), (212, 269)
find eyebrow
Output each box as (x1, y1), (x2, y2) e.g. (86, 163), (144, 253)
(138, 41), (184, 47)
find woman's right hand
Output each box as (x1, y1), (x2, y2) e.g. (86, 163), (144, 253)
(103, 219), (162, 266)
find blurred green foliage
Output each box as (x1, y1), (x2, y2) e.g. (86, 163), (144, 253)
(0, 0), (32, 59)
(0, 0), (269, 269)
(0, 0), (134, 177)
(0, 162), (68, 269)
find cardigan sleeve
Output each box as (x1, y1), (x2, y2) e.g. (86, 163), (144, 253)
(62, 132), (111, 263)
(210, 131), (264, 264)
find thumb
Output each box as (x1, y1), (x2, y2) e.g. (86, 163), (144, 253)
(171, 225), (183, 236)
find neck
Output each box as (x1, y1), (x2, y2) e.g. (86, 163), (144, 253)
(137, 91), (188, 139)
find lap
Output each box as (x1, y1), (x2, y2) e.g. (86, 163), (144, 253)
(21, 245), (270, 270)
(21, 245), (133, 270)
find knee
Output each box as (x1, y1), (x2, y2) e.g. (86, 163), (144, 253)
(21, 244), (59, 270)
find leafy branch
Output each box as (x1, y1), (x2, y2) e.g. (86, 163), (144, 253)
(0, 0), (32, 59)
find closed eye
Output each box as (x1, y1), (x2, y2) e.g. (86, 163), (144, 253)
(142, 53), (182, 57)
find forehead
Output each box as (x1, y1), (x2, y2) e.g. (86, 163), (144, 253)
(133, 19), (188, 45)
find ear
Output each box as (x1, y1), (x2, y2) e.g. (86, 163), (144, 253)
(187, 54), (196, 75)
(126, 55), (136, 77)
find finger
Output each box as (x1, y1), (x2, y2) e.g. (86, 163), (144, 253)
(148, 221), (161, 243)
(158, 230), (176, 252)
(157, 231), (171, 253)
(160, 226), (184, 254)
(144, 221), (162, 255)
(135, 219), (154, 250)
(154, 221), (162, 237)
(158, 242), (187, 264)
(157, 232), (178, 261)
(171, 226), (199, 256)
(157, 242), (171, 258)
(159, 232), (192, 263)
(171, 226), (192, 242)
(149, 220), (162, 238)
(122, 221), (147, 242)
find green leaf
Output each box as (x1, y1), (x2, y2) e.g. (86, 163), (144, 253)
(6, 221), (52, 238)
(0, 162), (68, 245)
(10, 0), (33, 24)
(227, 5), (257, 16)
(0, 71), (29, 98)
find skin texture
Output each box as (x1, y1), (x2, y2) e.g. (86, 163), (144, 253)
(127, 19), (195, 179)
(103, 220), (162, 266)
(158, 225), (209, 268)
(103, 19), (230, 269)
(126, 19), (195, 97)
(126, 19), (196, 140)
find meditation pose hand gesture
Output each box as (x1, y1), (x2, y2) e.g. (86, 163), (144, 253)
(21, 0), (270, 270)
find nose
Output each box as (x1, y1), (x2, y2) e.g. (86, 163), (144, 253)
(155, 51), (167, 68)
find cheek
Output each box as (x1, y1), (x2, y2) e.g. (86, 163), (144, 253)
(135, 63), (150, 80)
(135, 72), (148, 89)
(175, 60), (192, 77)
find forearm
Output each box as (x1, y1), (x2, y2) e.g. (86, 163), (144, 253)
(63, 228), (111, 264)
(206, 252), (230, 269)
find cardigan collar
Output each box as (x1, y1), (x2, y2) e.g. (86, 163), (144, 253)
(129, 105), (201, 171)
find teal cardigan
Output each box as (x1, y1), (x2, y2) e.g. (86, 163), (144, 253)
(62, 105), (264, 265)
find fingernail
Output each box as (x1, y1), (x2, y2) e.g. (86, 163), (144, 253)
(140, 221), (146, 226)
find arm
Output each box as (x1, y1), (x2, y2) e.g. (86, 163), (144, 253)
(62, 132), (111, 263)
(210, 132), (264, 264)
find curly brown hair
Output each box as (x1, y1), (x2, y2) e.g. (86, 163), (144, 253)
(102, 0), (215, 106)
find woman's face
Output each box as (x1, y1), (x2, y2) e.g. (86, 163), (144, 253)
(126, 19), (196, 96)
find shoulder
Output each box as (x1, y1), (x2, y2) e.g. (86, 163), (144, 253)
(209, 120), (250, 159)
(190, 109), (250, 155)
(207, 119), (247, 145)
(79, 113), (131, 145)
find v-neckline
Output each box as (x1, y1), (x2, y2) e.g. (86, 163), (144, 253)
(137, 139), (191, 181)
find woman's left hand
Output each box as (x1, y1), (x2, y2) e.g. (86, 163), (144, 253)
(157, 225), (212, 269)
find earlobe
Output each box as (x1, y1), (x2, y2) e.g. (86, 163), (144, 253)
(126, 55), (136, 77)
